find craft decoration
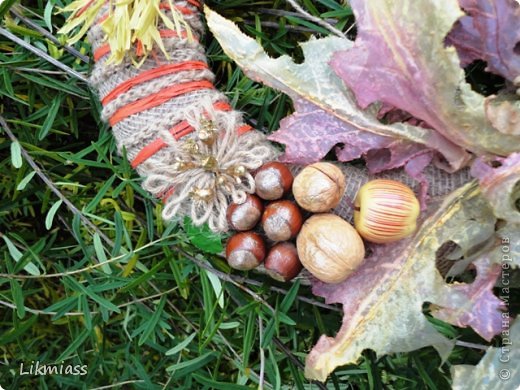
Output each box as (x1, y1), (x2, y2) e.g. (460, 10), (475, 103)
(60, 0), (276, 232)
(59, 0), (520, 385)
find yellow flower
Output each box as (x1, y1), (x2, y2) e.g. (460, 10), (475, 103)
(59, 0), (194, 65)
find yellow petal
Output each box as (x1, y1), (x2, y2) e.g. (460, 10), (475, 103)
(60, 0), (194, 65)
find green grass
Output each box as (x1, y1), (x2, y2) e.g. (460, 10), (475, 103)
(0, 1), (504, 389)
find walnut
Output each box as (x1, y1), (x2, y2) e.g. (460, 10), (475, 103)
(297, 214), (365, 284)
(293, 163), (346, 212)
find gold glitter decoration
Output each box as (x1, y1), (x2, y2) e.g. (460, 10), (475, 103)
(182, 139), (199, 154)
(171, 162), (186, 172)
(202, 156), (218, 171)
(233, 165), (246, 177)
(191, 187), (214, 202)
(216, 176), (227, 186)
(198, 119), (218, 145)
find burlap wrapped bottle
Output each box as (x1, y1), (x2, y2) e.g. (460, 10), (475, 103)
(77, 0), (276, 232)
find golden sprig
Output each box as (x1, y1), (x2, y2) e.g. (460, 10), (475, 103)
(59, 0), (194, 65)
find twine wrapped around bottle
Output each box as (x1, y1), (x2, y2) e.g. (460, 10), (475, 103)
(64, 0), (276, 232)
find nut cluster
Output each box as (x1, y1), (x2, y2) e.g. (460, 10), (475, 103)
(225, 162), (303, 282)
(225, 161), (421, 285)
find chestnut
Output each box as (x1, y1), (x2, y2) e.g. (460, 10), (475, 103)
(265, 242), (302, 282)
(254, 162), (293, 200)
(226, 232), (266, 271)
(261, 200), (303, 242)
(226, 194), (264, 231)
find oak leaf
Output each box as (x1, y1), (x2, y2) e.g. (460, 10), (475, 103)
(205, 7), (468, 173)
(331, 0), (520, 159)
(306, 182), (505, 381)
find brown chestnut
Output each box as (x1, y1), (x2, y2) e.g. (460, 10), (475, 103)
(254, 162), (293, 200)
(261, 200), (303, 242)
(226, 232), (266, 271)
(226, 194), (264, 231)
(265, 242), (302, 282)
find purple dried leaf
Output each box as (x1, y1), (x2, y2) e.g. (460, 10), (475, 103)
(431, 256), (505, 341)
(404, 152), (434, 207)
(305, 182), (503, 381)
(447, 0), (520, 82)
(269, 99), (429, 167)
(332, 0), (520, 158)
(446, 14), (483, 66)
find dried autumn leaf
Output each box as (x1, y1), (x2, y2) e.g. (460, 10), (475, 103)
(430, 256), (505, 340)
(484, 96), (520, 136)
(447, 0), (520, 82)
(331, 0), (520, 158)
(451, 320), (520, 390)
(275, 99), (432, 174)
(204, 7), (469, 172)
(306, 182), (504, 381)
(471, 153), (520, 224)
(445, 5), (482, 67)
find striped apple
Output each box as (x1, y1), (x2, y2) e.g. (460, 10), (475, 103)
(354, 179), (420, 244)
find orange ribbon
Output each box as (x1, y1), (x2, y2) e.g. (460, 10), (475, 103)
(102, 61), (208, 105)
(109, 79), (214, 125)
